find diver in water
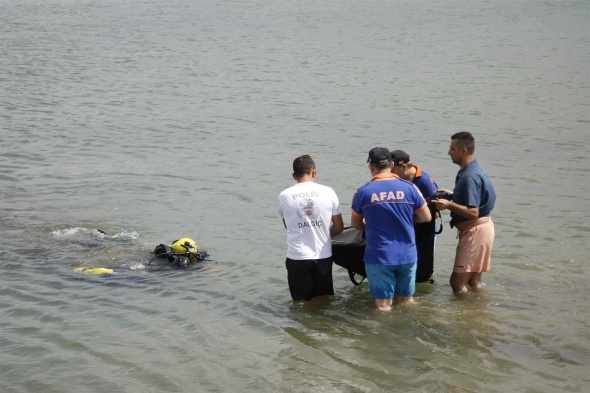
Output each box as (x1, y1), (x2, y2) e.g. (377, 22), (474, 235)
(74, 231), (208, 275)
(150, 238), (208, 268)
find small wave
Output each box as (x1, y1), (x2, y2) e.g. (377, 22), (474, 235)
(51, 227), (139, 240)
(111, 231), (140, 240)
(129, 262), (146, 271)
(51, 227), (88, 236)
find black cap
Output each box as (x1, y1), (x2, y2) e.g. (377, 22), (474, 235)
(367, 147), (391, 166)
(390, 150), (410, 165)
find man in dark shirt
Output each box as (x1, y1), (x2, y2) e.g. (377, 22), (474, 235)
(391, 149), (440, 283)
(432, 132), (496, 294)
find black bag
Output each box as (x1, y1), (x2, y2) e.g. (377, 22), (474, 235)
(331, 227), (367, 286)
(414, 219), (436, 283)
(332, 216), (440, 285)
(415, 195), (450, 283)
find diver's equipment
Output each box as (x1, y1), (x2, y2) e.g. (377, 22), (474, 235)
(150, 237), (208, 267)
(426, 191), (453, 235)
(331, 227), (367, 286)
(172, 256), (191, 268)
(170, 238), (198, 254)
(332, 222), (439, 285)
(74, 267), (115, 275)
(425, 191), (453, 203)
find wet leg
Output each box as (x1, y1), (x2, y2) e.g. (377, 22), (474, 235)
(450, 272), (471, 294)
(374, 298), (393, 311)
(393, 295), (415, 306)
(468, 273), (483, 289)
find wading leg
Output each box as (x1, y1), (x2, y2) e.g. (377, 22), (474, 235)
(374, 298), (393, 311)
(450, 272), (472, 294)
(468, 273), (483, 289)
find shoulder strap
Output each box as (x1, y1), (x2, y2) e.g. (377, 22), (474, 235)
(348, 270), (366, 286)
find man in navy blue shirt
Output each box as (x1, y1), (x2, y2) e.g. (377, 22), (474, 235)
(391, 149), (440, 283)
(432, 132), (496, 294)
(391, 150), (438, 199)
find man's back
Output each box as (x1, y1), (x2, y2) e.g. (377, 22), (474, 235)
(352, 176), (426, 265)
(279, 181), (340, 260)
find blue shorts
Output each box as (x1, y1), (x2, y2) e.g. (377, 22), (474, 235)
(365, 262), (416, 299)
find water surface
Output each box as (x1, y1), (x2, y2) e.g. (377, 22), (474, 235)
(1, 0), (589, 392)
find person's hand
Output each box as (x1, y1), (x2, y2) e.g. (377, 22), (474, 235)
(432, 198), (451, 211)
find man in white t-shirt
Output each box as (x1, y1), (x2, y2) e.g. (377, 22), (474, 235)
(278, 155), (344, 301)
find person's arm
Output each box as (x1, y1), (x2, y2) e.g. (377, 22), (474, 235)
(432, 199), (479, 220)
(413, 203), (432, 223)
(351, 210), (365, 231)
(434, 175), (483, 220)
(330, 214), (344, 237)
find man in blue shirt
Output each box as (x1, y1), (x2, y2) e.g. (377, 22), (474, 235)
(351, 147), (431, 310)
(432, 132), (496, 294)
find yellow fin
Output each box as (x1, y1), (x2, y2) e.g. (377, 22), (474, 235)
(74, 267), (115, 275)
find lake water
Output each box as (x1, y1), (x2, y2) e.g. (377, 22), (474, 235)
(1, 0), (589, 392)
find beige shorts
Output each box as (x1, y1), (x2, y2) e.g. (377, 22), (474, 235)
(454, 217), (495, 273)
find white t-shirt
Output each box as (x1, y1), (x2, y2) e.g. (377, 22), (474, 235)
(278, 181), (342, 260)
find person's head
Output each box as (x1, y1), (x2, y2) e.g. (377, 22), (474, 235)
(292, 155), (316, 181)
(390, 149), (413, 179)
(449, 132), (475, 166)
(366, 147), (391, 172)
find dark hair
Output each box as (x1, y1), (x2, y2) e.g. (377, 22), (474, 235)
(451, 132), (475, 154)
(293, 155), (316, 177)
(372, 161), (391, 170)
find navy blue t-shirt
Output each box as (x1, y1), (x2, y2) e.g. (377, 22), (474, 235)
(412, 165), (438, 198)
(450, 159), (496, 228)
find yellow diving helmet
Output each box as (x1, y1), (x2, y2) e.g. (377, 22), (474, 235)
(170, 238), (198, 253)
